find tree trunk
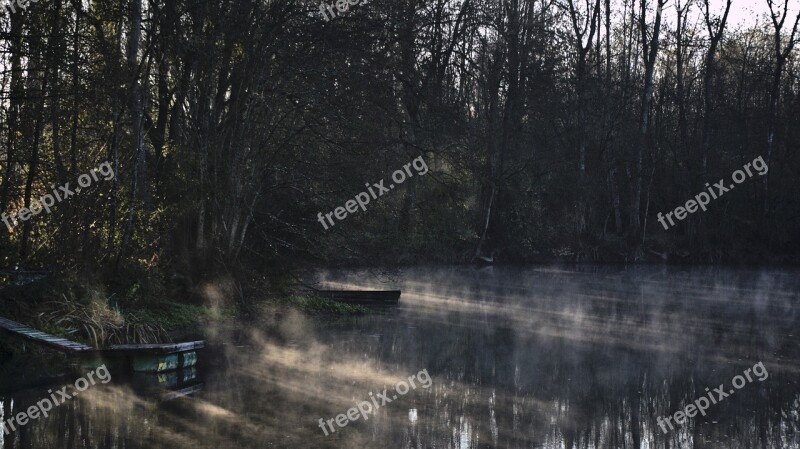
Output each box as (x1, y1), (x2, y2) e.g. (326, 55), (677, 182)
(20, 55), (52, 261)
(119, 0), (145, 262)
(701, 0), (731, 181)
(0, 8), (25, 229)
(631, 0), (664, 242)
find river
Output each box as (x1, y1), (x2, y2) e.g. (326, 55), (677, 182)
(1, 265), (799, 448)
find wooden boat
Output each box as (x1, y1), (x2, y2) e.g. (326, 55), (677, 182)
(315, 289), (401, 305)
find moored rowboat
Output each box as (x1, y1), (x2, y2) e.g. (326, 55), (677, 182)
(314, 290), (401, 305)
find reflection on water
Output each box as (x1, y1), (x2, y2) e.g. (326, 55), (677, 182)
(1, 266), (799, 448)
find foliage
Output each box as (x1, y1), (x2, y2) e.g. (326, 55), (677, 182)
(127, 301), (234, 331)
(0, 275), (231, 346)
(0, 0), (797, 276)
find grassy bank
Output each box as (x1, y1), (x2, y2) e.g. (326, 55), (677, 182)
(0, 273), (366, 351)
(0, 275), (229, 347)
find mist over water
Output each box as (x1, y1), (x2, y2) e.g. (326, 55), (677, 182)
(2, 266), (799, 448)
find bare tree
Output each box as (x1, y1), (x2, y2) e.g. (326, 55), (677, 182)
(631, 0), (666, 242)
(674, 0), (694, 149)
(700, 0), (731, 180)
(564, 0), (601, 233)
(764, 0), (800, 215)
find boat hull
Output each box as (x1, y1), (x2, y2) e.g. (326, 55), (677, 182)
(316, 290), (401, 305)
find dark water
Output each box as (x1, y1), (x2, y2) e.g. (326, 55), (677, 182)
(2, 266), (799, 448)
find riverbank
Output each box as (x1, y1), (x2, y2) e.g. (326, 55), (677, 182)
(0, 272), (367, 354)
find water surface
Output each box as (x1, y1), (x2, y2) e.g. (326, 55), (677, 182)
(1, 266), (799, 448)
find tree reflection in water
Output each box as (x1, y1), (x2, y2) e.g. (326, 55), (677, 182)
(1, 266), (798, 448)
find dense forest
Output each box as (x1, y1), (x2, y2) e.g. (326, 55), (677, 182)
(0, 0), (798, 285)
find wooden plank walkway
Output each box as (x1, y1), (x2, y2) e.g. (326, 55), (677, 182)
(0, 317), (92, 353)
(0, 315), (205, 373)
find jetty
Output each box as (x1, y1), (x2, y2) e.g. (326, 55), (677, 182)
(0, 316), (204, 373)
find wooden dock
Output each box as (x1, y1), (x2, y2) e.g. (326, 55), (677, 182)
(0, 317), (93, 353)
(0, 316), (204, 373)
(107, 341), (205, 354)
